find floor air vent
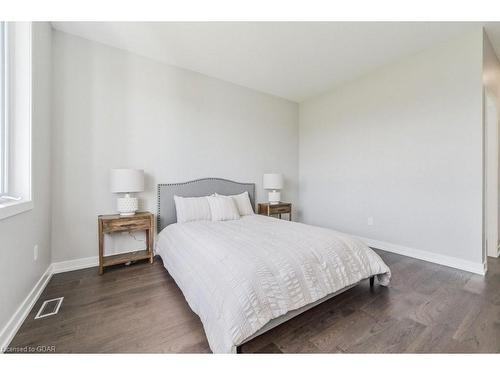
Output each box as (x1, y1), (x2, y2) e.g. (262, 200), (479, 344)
(35, 297), (64, 319)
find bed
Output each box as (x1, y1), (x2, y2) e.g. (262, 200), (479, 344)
(156, 178), (391, 353)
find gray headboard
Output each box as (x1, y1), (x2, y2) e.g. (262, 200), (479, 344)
(157, 178), (255, 232)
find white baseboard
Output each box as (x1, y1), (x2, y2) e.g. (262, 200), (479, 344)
(357, 235), (486, 275)
(0, 265), (53, 352)
(51, 256), (98, 274)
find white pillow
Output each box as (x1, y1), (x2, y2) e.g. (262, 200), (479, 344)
(206, 195), (241, 221)
(174, 195), (211, 223)
(216, 191), (254, 216)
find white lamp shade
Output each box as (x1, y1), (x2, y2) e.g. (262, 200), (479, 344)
(263, 173), (283, 190)
(110, 169), (144, 193)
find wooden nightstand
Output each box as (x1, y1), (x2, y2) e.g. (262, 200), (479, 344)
(257, 202), (292, 221)
(98, 211), (154, 275)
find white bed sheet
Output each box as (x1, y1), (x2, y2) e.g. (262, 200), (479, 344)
(155, 215), (390, 353)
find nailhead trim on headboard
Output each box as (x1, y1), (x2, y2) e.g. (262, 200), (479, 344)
(157, 178), (256, 232)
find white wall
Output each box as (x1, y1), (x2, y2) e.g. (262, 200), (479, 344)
(51, 30), (299, 262)
(299, 30), (485, 270)
(0, 23), (52, 345)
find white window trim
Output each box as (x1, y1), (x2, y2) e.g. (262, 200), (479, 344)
(0, 22), (7, 194)
(0, 22), (32, 221)
(0, 199), (33, 220)
(1, 22), (7, 195)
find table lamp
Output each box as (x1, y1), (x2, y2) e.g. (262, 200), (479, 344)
(263, 173), (283, 205)
(110, 169), (144, 216)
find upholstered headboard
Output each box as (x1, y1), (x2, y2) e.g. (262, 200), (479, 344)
(157, 178), (256, 232)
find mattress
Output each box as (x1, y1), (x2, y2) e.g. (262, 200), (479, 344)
(155, 214), (391, 353)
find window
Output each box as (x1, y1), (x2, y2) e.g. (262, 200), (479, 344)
(0, 22), (33, 220)
(0, 22), (6, 195)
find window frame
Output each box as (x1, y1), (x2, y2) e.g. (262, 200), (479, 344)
(0, 22), (33, 220)
(0, 21), (7, 196)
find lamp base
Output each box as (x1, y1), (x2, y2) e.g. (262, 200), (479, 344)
(268, 191), (281, 205)
(117, 195), (138, 216)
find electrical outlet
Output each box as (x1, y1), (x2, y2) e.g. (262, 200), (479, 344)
(367, 217), (374, 226)
(34, 244), (39, 261)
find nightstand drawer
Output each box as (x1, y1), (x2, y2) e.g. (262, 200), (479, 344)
(258, 202), (292, 221)
(269, 205), (291, 214)
(101, 217), (150, 233)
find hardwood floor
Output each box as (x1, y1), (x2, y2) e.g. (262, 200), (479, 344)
(8, 250), (500, 353)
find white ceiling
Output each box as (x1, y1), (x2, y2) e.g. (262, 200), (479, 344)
(52, 22), (492, 102)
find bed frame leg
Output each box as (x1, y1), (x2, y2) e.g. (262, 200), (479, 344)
(369, 276), (375, 288)
(236, 346), (242, 354)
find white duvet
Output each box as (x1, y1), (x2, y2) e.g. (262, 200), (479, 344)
(155, 215), (390, 353)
